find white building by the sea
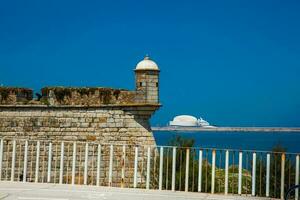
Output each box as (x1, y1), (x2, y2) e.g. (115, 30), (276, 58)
(169, 115), (215, 127)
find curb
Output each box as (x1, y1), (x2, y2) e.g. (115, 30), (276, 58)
(0, 193), (8, 199)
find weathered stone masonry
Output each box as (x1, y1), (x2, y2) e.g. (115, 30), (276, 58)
(0, 105), (157, 145)
(0, 55), (160, 144)
(0, 56), (161, 186)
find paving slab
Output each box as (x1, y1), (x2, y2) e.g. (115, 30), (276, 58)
(0, 181), (273, 200)
(0, 192), (8, 200)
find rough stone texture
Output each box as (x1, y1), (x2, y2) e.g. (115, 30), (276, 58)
(40, 87), (138, 106)
(0, 87), (33, 105)
(0, 70), (159, 107)
(135, 70), (159, 104)
(0, 138), (155, 187)
(0, 105), (159, 187)
(0, 105), (158, 145)
(0, 67), (160, 187)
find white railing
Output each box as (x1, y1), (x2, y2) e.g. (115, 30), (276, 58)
(0, 138), (299, 199)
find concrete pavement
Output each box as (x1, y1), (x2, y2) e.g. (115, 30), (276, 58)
(0, 192), (8, 200)
(0, 181), (272, 200)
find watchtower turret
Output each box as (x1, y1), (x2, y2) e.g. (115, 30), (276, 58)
(135, 55), (160, 104)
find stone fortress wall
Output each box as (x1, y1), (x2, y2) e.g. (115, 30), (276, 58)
(0, 56), (161, 186)
(0, 55), (160, 143)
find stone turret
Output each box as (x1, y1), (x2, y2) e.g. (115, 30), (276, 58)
(0, 56), (161, 187)
(135, 55), (160, 104)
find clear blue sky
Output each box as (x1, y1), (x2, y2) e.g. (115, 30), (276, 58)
(1, 0), (300, 126)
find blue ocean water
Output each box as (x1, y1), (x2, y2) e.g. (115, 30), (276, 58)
(153, 131), (300, 153)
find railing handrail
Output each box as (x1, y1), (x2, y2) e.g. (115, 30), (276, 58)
(0, 137), (299, 155)
(0, 137), (299, 199)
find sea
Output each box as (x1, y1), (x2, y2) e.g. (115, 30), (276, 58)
(153, 131), (300, 153)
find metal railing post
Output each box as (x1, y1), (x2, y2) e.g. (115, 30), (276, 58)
(296, 155), (299, 200)
(108, 145), (113, 187)
(59, 142), (64, 184)
(96, 144), (101, 186)
(84, 143), (89, 185)
(211, 149), (216, 194)
(121, 145), (126, 188)
(280, 153), (285, 199)
(71, 142), (76, 185)
(47, 142), (52, 183)
(35, 141), (40, 183)
(146, 146), (151, 190)
(266, 153), (270, 197)
(23, 140), (28, 182)
(11, 140), (16, 181)
(171, 147), (176, 191)
(252, 152), (256, 196)
(4, 139), (299, 199)
(10, 140), (16, 181)
(238, 151), (243, 195)
(159, 147), (164, 190)
(0, 139), (3, 180)
(225, 150), (229, 195)
(198, 149), (203, 192)
(185, 148), (190, 192)
(133, 146), (138, 188)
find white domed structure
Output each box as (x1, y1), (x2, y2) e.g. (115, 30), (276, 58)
(169, 115), (216, 127)
(169, 115), (199, 127)
(135, 55), (159, 71)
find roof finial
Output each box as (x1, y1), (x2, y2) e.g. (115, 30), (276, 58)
(144, 54), (150, 60)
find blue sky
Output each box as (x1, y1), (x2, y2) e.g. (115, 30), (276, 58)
(0, 0), (300, 126)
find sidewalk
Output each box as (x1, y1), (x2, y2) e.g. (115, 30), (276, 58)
(0, 181), (272, 200)
(0, 192), (8, 200)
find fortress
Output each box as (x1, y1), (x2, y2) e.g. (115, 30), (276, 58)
(0, 56), (160, 186)
(0, 55), (160, 145)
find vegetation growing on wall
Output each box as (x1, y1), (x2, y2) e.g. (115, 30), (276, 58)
(77, 88), (97, 96)
(40, 87), (135, 105)
(54, 88), (72, 102)
(40, 98), (50, 105)
(0, 87), (33, 102)
(113, 90), (121, 100)
(0, 88), (9, 100)
(1, 86), (143, 106)
(99, 89), (112, 104)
